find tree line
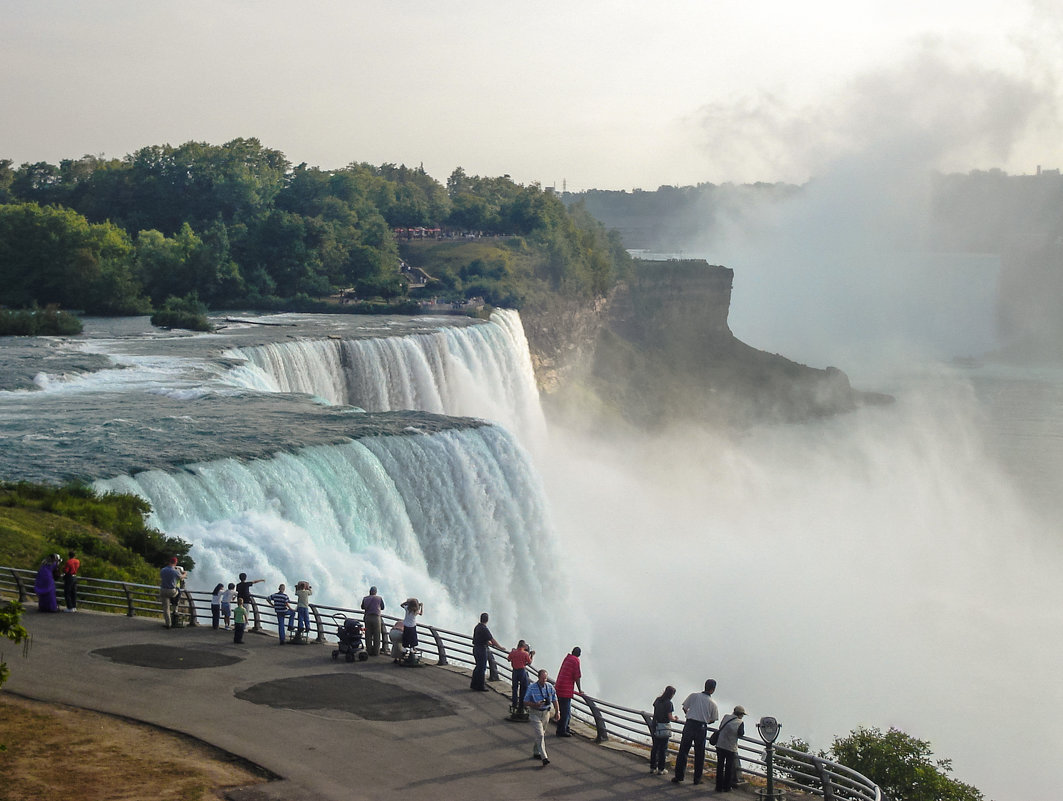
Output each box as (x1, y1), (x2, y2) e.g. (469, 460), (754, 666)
(0, 138), (629, 317)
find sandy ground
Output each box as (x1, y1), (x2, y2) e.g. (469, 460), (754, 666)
(0, 694), (269, 801)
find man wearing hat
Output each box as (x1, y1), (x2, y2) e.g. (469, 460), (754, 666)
(714, 704), (747, 792)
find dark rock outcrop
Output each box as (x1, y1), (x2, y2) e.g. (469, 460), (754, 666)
(522, 259), (885, 429)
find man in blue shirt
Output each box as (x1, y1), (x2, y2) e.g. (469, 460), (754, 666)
(267, 584), (294, 644)
(524, 668), (560, 766)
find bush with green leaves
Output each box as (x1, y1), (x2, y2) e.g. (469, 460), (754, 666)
(150, 292), (212, 331)
(0, 305), (83, 336)
(1, 482), (194, 576)
(828, 726), (983, 801)
(0, 601), (29, 688)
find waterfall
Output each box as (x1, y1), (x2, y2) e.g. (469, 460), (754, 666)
(94, 424), (561, 639)
(224, 309), (546, 442)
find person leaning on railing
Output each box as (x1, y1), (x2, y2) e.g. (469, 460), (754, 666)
(650, 685), (680, 776)
(470, 612), (502, 691)
(714, 704), (747, 792)
(158, 557), (181, 628)
(507, 640), (535, 714)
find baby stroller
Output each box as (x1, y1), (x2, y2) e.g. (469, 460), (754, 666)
(331, 616), (369, 663)
(396, 646), (423, 667)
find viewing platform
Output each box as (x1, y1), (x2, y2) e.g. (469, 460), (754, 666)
(1, 569), (879, 800)
(8, 610), (760, 800)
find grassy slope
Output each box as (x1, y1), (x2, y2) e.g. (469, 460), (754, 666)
(0, 489), (163, 585)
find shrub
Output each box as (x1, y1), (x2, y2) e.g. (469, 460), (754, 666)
(150, 293), (212, 331)
(0, 305), (83, 336)
(829, 727), (983, 801)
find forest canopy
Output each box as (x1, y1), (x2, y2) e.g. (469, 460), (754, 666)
(0, 139), (629, 316)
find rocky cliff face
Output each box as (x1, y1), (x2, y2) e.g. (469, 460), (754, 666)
(521, 260), (880, 428)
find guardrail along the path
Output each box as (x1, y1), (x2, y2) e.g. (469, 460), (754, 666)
(1, 565), (880, 801)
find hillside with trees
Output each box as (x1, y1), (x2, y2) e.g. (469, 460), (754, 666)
(0, 139), (630, 319)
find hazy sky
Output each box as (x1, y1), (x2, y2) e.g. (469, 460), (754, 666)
(2, 0), (1061, 189)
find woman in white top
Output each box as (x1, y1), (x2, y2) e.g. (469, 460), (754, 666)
(400, 597), (421, 649)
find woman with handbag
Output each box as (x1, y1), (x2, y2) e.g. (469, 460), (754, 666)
(650, 685), (679, 775)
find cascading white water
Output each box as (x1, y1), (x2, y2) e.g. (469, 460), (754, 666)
(224, 309), (546, 444)
(94, 424), (561, 641)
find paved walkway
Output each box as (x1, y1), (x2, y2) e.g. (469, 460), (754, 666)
(8, 610), (762, 800)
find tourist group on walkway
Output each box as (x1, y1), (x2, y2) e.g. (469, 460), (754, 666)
(36, 553), (749, 789)
(467, 608), (746, 789)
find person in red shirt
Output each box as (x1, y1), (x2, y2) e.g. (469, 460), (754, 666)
(62, 550), (81, 612)
(554, 646), (583, 736)
(506, 640), (535, 714)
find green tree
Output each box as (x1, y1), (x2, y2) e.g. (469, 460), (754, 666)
(0, 203), (150, 314)
(830, 727), (983, 801)
(0, 159), (15, 203)
(0, 600), (29, 688)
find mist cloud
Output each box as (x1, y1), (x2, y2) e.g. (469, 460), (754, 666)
(696, 36), (1056, 184)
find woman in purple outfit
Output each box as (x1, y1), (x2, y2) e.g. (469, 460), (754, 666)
(34, 554), (61, 612)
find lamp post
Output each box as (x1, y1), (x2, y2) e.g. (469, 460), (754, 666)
(757, 716), (781, 800)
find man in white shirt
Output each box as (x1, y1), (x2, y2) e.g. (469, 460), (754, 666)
(672, 678), (719, 785)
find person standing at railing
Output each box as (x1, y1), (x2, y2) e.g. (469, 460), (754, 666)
(554, 646), (583, 737)
(650, 685), (680, 775)
(470, 612), (502, 691)
(524, 668), (561, 767)
(360, 586), (385, 655)
(294, 581), (313, 638)
(671, 678), (719, 785)
(400, 597), (422, 652)
(34, 554), (61, 613)
(62, 550), (80, 612)
(235, 573), (264, 605)
(236, 573), (263, 629)
(714, 704), (747, 792)
(159, 557), (181, 628)
(267, 584), (294, 644)
(210, 583), (224, 629)
(221, 583), (236, 629)
(507, 640), (535, 714)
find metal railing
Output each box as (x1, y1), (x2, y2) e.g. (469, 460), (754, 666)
(2, 565), (879, 800)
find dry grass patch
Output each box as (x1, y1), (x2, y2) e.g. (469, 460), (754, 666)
(0, 694), (270, 801)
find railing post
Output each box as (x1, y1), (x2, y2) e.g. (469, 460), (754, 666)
(123, 584), (136, 617)
(582, 695), (609, 743)
(814, 756), (836, 801)
(640, 710), (655, 736)
(310, 604), (324, 643)
(182, 590), (198, 627)
(249, 595), (262, 633)
(11, 569), (27, 602)
(427, 625), (447, 665)
(487, 648), (499, 681)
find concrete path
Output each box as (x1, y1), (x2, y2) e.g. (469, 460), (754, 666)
(7, 610), (762, 800)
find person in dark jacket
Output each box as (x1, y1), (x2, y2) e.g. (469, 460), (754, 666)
(650, 685), (679, 775)
(470, 612), (502, 690)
